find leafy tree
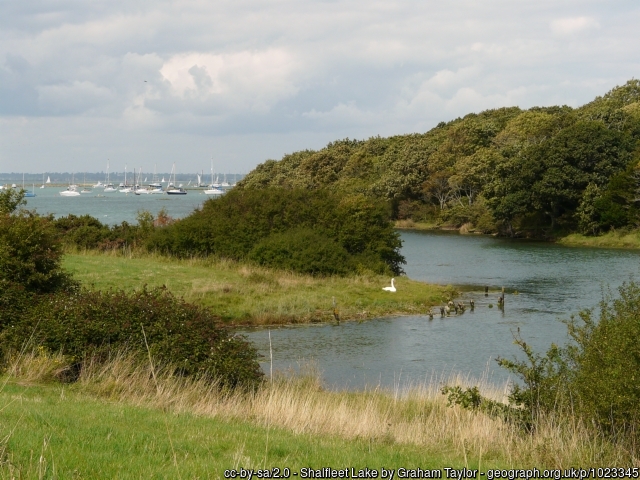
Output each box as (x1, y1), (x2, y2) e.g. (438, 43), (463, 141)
(146, 188), (405, 275)
(0, 189), (75, 294)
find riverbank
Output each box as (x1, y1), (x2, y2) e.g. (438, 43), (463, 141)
(1, 351), (627, 475)
(63, 251), (452, 326)
(557, 230), (640, 249)
(397, 220), (640, 249)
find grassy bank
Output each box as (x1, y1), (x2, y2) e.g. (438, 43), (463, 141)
(0, 362), (443, 477)
(62, 251), (451, 325)
(1, 352), (629, 476)
(558, 230), (640, 249)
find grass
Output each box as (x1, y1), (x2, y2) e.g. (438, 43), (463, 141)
(0, 351), (631, 477)
(558, 229), (640, 249)
(62, 251), (452, 326)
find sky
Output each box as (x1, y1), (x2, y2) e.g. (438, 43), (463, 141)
(1, 0), (639, 175)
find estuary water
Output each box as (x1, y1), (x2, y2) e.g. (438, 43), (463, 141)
(240, 231), (640, 390)
(24, 188), (640, 390)
(23, 185), (210, 224)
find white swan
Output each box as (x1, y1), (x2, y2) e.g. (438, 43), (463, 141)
(382, 278), (396, 292)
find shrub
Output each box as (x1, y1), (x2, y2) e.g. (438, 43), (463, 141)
(53, 214), (112, 250)
(146, 188), (405, 275)
(568, 282), (640, 437)
(0, 287), (263, 389)
(442, 281), (640, 448)
(249, 227), (350, 275)
(0, 210), (76, 294)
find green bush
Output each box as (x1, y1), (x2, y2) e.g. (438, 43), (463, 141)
(249, 227), (350, 275)
(568, 282), (640, 437)
(0, 287), (263, 389)
(146, 188), (405, 275)
(442, 281), (640, 447)
(0, 210), (76, 294)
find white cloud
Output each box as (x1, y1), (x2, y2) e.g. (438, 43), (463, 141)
(159, 49), (301, 113)
(0, 0), (639, 173)
(550, 16), (600, 35)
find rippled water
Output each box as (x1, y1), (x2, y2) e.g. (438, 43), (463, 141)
(241, 230), (640, 389)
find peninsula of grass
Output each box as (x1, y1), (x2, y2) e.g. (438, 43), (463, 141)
(62, 251), (451, 326)
(557, 229), (640, 249)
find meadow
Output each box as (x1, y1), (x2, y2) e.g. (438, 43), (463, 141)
(62, 251), (451, 325)
(0, 351), (630, 477)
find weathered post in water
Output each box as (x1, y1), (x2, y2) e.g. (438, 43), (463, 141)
(498, 287), (505, 310)
(332, 296), (340, 324)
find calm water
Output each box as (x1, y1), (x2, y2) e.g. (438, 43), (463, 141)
(23, 185), (210, 224)
(23, 189), (640, 390)
(241, 231), (640, 389)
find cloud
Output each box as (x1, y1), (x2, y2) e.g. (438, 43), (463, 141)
(158, 49), (302, 114)
(550, 16), (600, 35)
(0, 0), (639, 173)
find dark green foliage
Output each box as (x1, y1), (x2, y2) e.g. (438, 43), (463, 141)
(249, 228), (350, 276)
(568, 282), (640, 437)
(146, 188), (405, 275)
(238, 80), (640, 237)
(53, 214), (112, 249)
(443, 281), (640, 448)
(0, 209), (76, 294)
(0, 287), (263, 389)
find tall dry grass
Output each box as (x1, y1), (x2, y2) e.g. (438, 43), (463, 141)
(4, 351), (632, 468)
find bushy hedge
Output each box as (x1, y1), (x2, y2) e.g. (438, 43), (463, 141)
(146, 188), (405, 275)
(0, 208), (76, 294)
(0, 189), (263, 389)
(0, 287), (263, 388)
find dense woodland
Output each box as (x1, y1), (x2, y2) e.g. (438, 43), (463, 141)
(239, 80), (640, 238)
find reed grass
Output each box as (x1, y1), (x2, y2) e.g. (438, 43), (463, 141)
(62, 250), (450, 325)
(1, 351), (632, 475)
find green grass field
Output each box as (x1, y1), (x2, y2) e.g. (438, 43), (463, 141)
(62, 251), (452, 325)
(0, 380), (452, 478)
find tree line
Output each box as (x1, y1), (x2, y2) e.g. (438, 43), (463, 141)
(239, 80), (640, 238)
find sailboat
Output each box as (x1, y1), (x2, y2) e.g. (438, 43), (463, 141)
(81, 173), (92, 193)
(40, 173), (45, 189)
(166, 163), (187, 195)
(204, 159), (224, 196)
(22, 173), (36, 197)
(46, 176), (51, 184)
(60, 173), (81, 196)
(119, 165), (133, 193)
(103, 160), (117, 192)
(147, 164), (164, 193)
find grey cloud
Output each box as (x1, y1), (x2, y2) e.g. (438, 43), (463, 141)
(1, 0), (639, 173)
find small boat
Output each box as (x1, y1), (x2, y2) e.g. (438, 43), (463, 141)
(119, 165), (133, 193)
(204, 158), (224, 195)
(22, 173), (36, 197)
(166, 163), (187, 195)
(60, 186), (81, 197)
(60, 173), (81, 196)
(103, 161), (117, 192)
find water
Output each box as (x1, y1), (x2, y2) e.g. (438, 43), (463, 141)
(22, 190), (640, 390)
(241, 230), (640, 390)
(23, 186), (209, 225)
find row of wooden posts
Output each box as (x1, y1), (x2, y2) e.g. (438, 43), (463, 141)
(331, 287), (506, 324)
